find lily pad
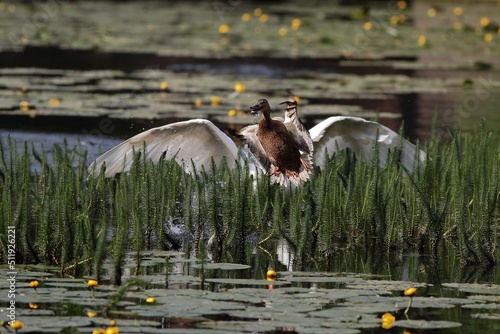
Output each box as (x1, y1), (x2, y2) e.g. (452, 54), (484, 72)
(393, 320), (462, 329)
(471, 313), (500, 320)
(191, 263), (251, 270)
(462, 303), (500, 310)
(205, 278), (291, 286)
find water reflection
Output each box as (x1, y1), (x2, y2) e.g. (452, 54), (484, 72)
(272, 239), (500, 285)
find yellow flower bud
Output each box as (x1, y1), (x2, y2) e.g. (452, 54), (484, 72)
(234, 83), (245, 93)
(87, 279), (98, 288)
(404, 287), (417, 296)
(210, 96), (221, 106)
(218, 24), (229, 34)
(10, 320), (24, 330)
(266, 269), (277, 279)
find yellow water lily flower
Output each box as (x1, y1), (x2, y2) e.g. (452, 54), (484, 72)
(210, 96), (221, 106)
(218, 24), (229, 34)
(417, 35), (427, 46)
(266, 269), (277, 279)
(160, 81), (168, 91)
(381, 312), (395, 329)
(291, 18), (301, 30)
(29, 280), (39, 288)
(105, 320), (119, 334)
(20, 101), (30, 111)
(10, 320), (24, 330)
(480, 17), (490, 27)
(234, 83), (245, 93)
(146, 297), (156, 303)
(381, 321), (394, 329)
(48, 98), (60, 106)
(87, 279), (98, 288)
(382, 312), (395, 322)
(404, 287), (417, 296)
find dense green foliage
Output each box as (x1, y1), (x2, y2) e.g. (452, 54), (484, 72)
(1, 127), (499, 282)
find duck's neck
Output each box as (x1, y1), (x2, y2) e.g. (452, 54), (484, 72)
(260, 107), (272, 128)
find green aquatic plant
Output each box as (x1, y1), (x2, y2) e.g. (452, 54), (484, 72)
(0, 125), (499, 283)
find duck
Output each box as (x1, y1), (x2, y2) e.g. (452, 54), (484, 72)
(228, 96), (314, 184)
(280, 97), (314, 158)
(246, 98), (313, 186)
(88, 98), (425, 183)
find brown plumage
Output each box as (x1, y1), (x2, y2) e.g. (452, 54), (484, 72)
(249, 99), (311, 185)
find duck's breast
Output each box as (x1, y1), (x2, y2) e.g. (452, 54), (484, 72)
(257, 121), (300, 171)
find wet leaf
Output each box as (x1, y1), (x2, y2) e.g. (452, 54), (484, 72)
(393, 320), (462, 329)
(191, 263), (251, 270)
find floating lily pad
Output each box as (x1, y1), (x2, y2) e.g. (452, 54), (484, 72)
(205, 278), (291, 286)
(191, 263), (251, 270)
(283, 276), (362, 284)
(16, 308), (56, 316)
(199, 320), (281, 332)
(16, 316), (94, 330)
(346, 279), (429, 291)
(468, 295), (500, 303)
(393, 320), (462, 329)
(442, 283), (500, 295)
(128, 250), (185, 258)
(462, 303), (500, 310)
(295, 327), (360, 334)
(471, 313), (500, 320)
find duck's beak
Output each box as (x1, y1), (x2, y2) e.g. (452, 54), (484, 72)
(279, 100), (296, 110)
(250, 103), (261, 115)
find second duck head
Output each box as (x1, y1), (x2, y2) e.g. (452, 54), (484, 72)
(279, 99), (298, 118)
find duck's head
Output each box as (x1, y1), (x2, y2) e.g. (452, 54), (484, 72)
(280, 99), (298, 120)
(250, 99), (270, 115)
(279, 99), (297, 111)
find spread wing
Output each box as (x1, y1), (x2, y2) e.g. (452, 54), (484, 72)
(88, 119), (239, 177)
(236, 124), (271, 172)
(309, 116), (426, 172)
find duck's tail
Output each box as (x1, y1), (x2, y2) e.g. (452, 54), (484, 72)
(270, 154), (312, 187)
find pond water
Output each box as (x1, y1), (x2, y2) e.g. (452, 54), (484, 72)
(1, 53), (500, 334)
(2, 1), (500, 332)
(1, 246), (500, 334)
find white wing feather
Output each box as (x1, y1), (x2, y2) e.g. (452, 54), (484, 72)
(310, 116), (425, 172)
(88, 119), (239, 177)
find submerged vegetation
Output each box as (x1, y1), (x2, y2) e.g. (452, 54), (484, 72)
(0, 126), (499, 282)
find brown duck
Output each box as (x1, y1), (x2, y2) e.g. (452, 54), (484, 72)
(248, 99), (312, 186)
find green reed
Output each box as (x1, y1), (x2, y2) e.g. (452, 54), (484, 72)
(0, 125), (499, 283)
